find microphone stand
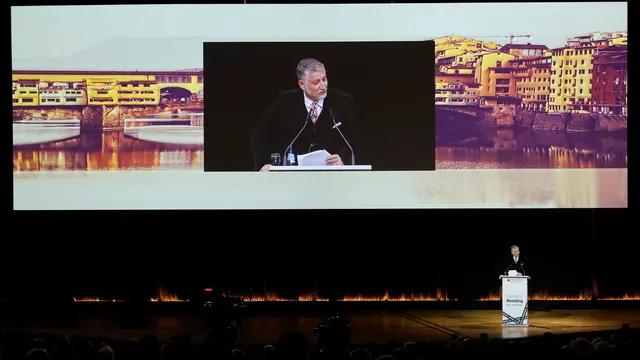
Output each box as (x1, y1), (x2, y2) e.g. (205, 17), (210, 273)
(504, 261), (515, 276)
(520, 263), (525, 277)
(330, 108), (355, 165)
(282, 107), (314, 166)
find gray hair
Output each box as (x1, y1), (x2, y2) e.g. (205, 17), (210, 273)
(296, 58), (326, 81)
(511, 245), (519, 252)
(96, 346), (115, 360)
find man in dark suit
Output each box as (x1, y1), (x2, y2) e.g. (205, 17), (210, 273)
(504, 245), (526, 276)
(250, 58), (357, 171)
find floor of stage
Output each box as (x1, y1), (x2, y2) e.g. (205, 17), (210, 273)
(7, 309), (638, 344)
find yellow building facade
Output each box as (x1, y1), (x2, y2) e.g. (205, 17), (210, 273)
(548, 46), (596, 112)
(438, 66), (474, 75)
(434, 36), (500, 58)
(118, 80), (161, 105)
(438, 48), (465, 60)
(453, 51), (492, 67)
(436, 72), (475, 86)
(435, 82), (480, 106)
(38, 82), (87, 106)
(435, 82), (464, 105)
(86, 78), (119, 105)
(12, 79), (40, 106)
(511, 56), (552, 111)
(610, 36), (627, 46)
(474, 52), (517, 97)
(11, 70), (203, 107)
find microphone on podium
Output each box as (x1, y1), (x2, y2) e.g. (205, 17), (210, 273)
(282, 103), (315, 166)
(504, 261), (515, 276)
(329, 107), (355, 165)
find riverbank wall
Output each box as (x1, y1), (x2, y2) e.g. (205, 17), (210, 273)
(515, 111), (627, 132)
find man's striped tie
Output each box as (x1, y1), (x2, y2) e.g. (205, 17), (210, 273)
(310, 101), (319, 122)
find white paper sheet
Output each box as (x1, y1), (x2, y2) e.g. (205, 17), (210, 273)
(297, 149), (331, 166)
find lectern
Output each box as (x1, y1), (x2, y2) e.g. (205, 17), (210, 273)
(499, 275), (531, 326)
(270, 165), (372, 171)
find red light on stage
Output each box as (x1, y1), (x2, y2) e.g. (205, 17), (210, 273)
(205, 288), (213, 292)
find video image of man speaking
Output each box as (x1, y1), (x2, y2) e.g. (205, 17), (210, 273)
(203, 41), (435, 172)
(251, 58), (357, 171)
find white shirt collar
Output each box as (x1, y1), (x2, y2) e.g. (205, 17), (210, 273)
(303, 91), (325, 110)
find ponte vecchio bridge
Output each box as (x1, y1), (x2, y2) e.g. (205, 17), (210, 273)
(12, 69), (204, 130)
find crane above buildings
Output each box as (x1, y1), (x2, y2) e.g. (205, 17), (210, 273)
(473, 34), (532, 44)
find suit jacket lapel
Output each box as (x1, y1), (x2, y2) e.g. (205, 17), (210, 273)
(322, 93), (332, 120)
(296, 90), (308, 123)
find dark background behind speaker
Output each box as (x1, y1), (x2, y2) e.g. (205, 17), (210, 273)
(3, 208), (631, 302)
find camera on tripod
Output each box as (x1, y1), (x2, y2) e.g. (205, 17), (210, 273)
(313, 316), (351, 352)
(203, 288), (247, 329)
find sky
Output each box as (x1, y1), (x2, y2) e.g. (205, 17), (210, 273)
(11, 2), (628, 71)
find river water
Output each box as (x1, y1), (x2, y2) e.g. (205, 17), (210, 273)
(435, 127), (627, 169)
(12, 125), (627, 171)
(14, 126), (203, 171)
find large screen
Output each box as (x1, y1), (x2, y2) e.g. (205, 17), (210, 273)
(12, 3), (627, 209)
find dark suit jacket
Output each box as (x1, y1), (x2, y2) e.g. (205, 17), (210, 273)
(503, 256), (526, 276)
(250, 88), (357, 169)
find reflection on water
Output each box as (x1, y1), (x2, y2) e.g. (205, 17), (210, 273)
(13, 168), (628, 209)
(13, 130), (203, 171)
(13, 122), (627, 171)
(436, 128), (627, 169)
(13, 121), (81, 147)
(123, 114), (203, 145)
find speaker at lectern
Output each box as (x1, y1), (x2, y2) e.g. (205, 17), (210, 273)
(499, 275), (531, 326)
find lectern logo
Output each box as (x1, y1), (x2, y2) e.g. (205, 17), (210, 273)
(505, 294), (524, 306)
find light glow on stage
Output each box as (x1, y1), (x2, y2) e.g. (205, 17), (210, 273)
(149, 286), (188, 302)
(338, 289), (453, 302)
(72, 292), (640, 303)
(478, 290), (640, 301)
(240, 292), (330, 302)
(73, 297), (123, 303)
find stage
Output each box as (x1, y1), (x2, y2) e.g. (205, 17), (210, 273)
(5, 308), (637, 344)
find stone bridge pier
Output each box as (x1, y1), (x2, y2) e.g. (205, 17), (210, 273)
(79, 105), (169, 131)
(436, 105), (499, 125)
(79, 131), (103, 151)
(80, 106), (104, 131)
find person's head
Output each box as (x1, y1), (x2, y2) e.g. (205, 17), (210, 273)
(511, 245), (520, 257)
(296, 58), (328, 101)
(26, 348), (49, 360)
(350, 348), (372, 360)
(96, 345), (115, 360)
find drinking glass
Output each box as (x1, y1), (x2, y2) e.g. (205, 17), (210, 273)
(270, 153), (282, 166)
